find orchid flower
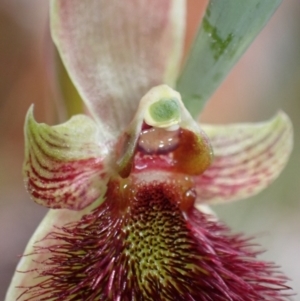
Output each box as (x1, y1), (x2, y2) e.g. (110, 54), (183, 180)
(6, 1), (294, 300)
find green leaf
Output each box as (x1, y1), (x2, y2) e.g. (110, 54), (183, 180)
(177, 0), (282, 117)
(55, 50), (83, 118)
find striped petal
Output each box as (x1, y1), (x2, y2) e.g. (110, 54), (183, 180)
(24, 106), (108, 210)
(51, 0), (185, 138)
(195, 111), (293, 204)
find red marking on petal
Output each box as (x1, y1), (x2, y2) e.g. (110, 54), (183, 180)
(196, 113), (292, 204)
(24, 111), (107, 210)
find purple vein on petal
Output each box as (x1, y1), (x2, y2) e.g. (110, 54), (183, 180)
(24, 106), (108, 210)
(195, 111), (293, 204)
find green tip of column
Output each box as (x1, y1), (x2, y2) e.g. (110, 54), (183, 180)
(149, 98), (180, 124)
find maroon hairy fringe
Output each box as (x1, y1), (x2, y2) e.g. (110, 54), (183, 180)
(18, 180), (291, 301)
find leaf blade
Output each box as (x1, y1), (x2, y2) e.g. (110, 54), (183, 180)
(177, 0), (282, 117)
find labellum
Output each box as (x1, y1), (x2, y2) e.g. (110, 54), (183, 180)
(16, 86), (291, 301)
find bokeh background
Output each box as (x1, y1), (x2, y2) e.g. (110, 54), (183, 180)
(0, 0), (299, 299)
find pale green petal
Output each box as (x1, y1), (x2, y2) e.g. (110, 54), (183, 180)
(51, 0), (185, 138)
(24, 106), (108, 210)
(195, 112), (293, 204)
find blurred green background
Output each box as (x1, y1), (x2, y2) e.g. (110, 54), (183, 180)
(0, 0), (299, 299)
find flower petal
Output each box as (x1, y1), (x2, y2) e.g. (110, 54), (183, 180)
(24, 106), (108, 210)
(195, 111), (293, 204)
(51, 0), (185, 137)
